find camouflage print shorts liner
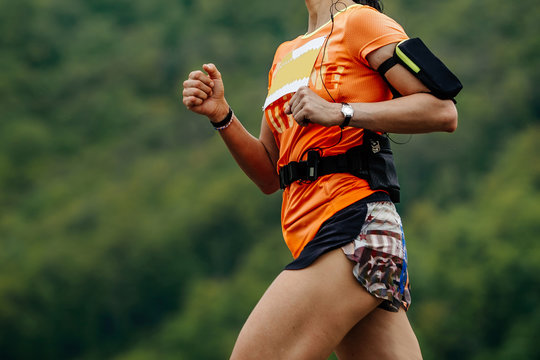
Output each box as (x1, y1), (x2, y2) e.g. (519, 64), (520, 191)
(341, 201), (411, 312)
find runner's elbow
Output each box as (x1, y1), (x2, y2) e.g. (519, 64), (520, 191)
(441, 101), (458, 133)
(258, 181), (280, 195)
(255, 175), (280, 194)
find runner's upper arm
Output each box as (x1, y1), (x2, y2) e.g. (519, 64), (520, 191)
(366, 43), (431, 97)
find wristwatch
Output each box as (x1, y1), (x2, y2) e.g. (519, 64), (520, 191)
(340, 103), (354, 128)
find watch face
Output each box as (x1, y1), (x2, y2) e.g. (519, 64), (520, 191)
(342, 104), (353, 117)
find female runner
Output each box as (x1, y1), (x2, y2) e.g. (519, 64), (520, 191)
(182, 0), (457, 358)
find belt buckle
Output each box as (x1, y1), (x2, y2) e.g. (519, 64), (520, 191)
(306, 150), (320, 182)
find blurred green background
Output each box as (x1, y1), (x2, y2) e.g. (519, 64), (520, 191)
(0, 0), (539, 359)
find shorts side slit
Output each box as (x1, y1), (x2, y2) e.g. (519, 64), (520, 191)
(285, 193), (411, 312)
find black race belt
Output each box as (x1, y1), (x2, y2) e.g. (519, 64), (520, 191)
(278, 146), (366, 189)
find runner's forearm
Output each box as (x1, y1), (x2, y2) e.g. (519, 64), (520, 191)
(215, 114), (280, 194)
(349, 93), (458, 134)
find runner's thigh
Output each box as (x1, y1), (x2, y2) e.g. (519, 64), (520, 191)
(334, 307), (423, 360)
(230, 248), (381, 360)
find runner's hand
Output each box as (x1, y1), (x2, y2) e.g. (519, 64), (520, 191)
(182, 63), (230, 123)
(284, 86), (342, 127)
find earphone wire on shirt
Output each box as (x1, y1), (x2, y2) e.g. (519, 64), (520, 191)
(299, 0), (347, 168)
(297, 1), (348, 186)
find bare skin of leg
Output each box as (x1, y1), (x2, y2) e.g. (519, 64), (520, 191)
(230, 248), (382, 360)
(334, 307), (423, 360)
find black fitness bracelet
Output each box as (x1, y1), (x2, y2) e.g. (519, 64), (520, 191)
(211, 107), (233, 130)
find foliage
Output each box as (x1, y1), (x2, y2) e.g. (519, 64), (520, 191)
(406, 126), (540, 359)
(0, 0), (538, 359)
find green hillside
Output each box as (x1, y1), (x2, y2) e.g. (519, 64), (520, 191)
(0, 0), (538, 359)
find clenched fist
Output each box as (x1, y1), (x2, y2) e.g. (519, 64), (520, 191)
(182, 63), (230, 123)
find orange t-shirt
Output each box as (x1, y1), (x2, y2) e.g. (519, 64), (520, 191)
(264, 5), (408, 258)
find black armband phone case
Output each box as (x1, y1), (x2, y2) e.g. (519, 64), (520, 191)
(395, 38), (463, 100)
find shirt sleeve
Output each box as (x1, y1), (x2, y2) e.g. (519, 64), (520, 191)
(345, 6), (409, 67)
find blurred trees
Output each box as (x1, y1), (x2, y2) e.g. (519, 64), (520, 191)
(0, 0), (538, 359)
(407, 126), (540, 359)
